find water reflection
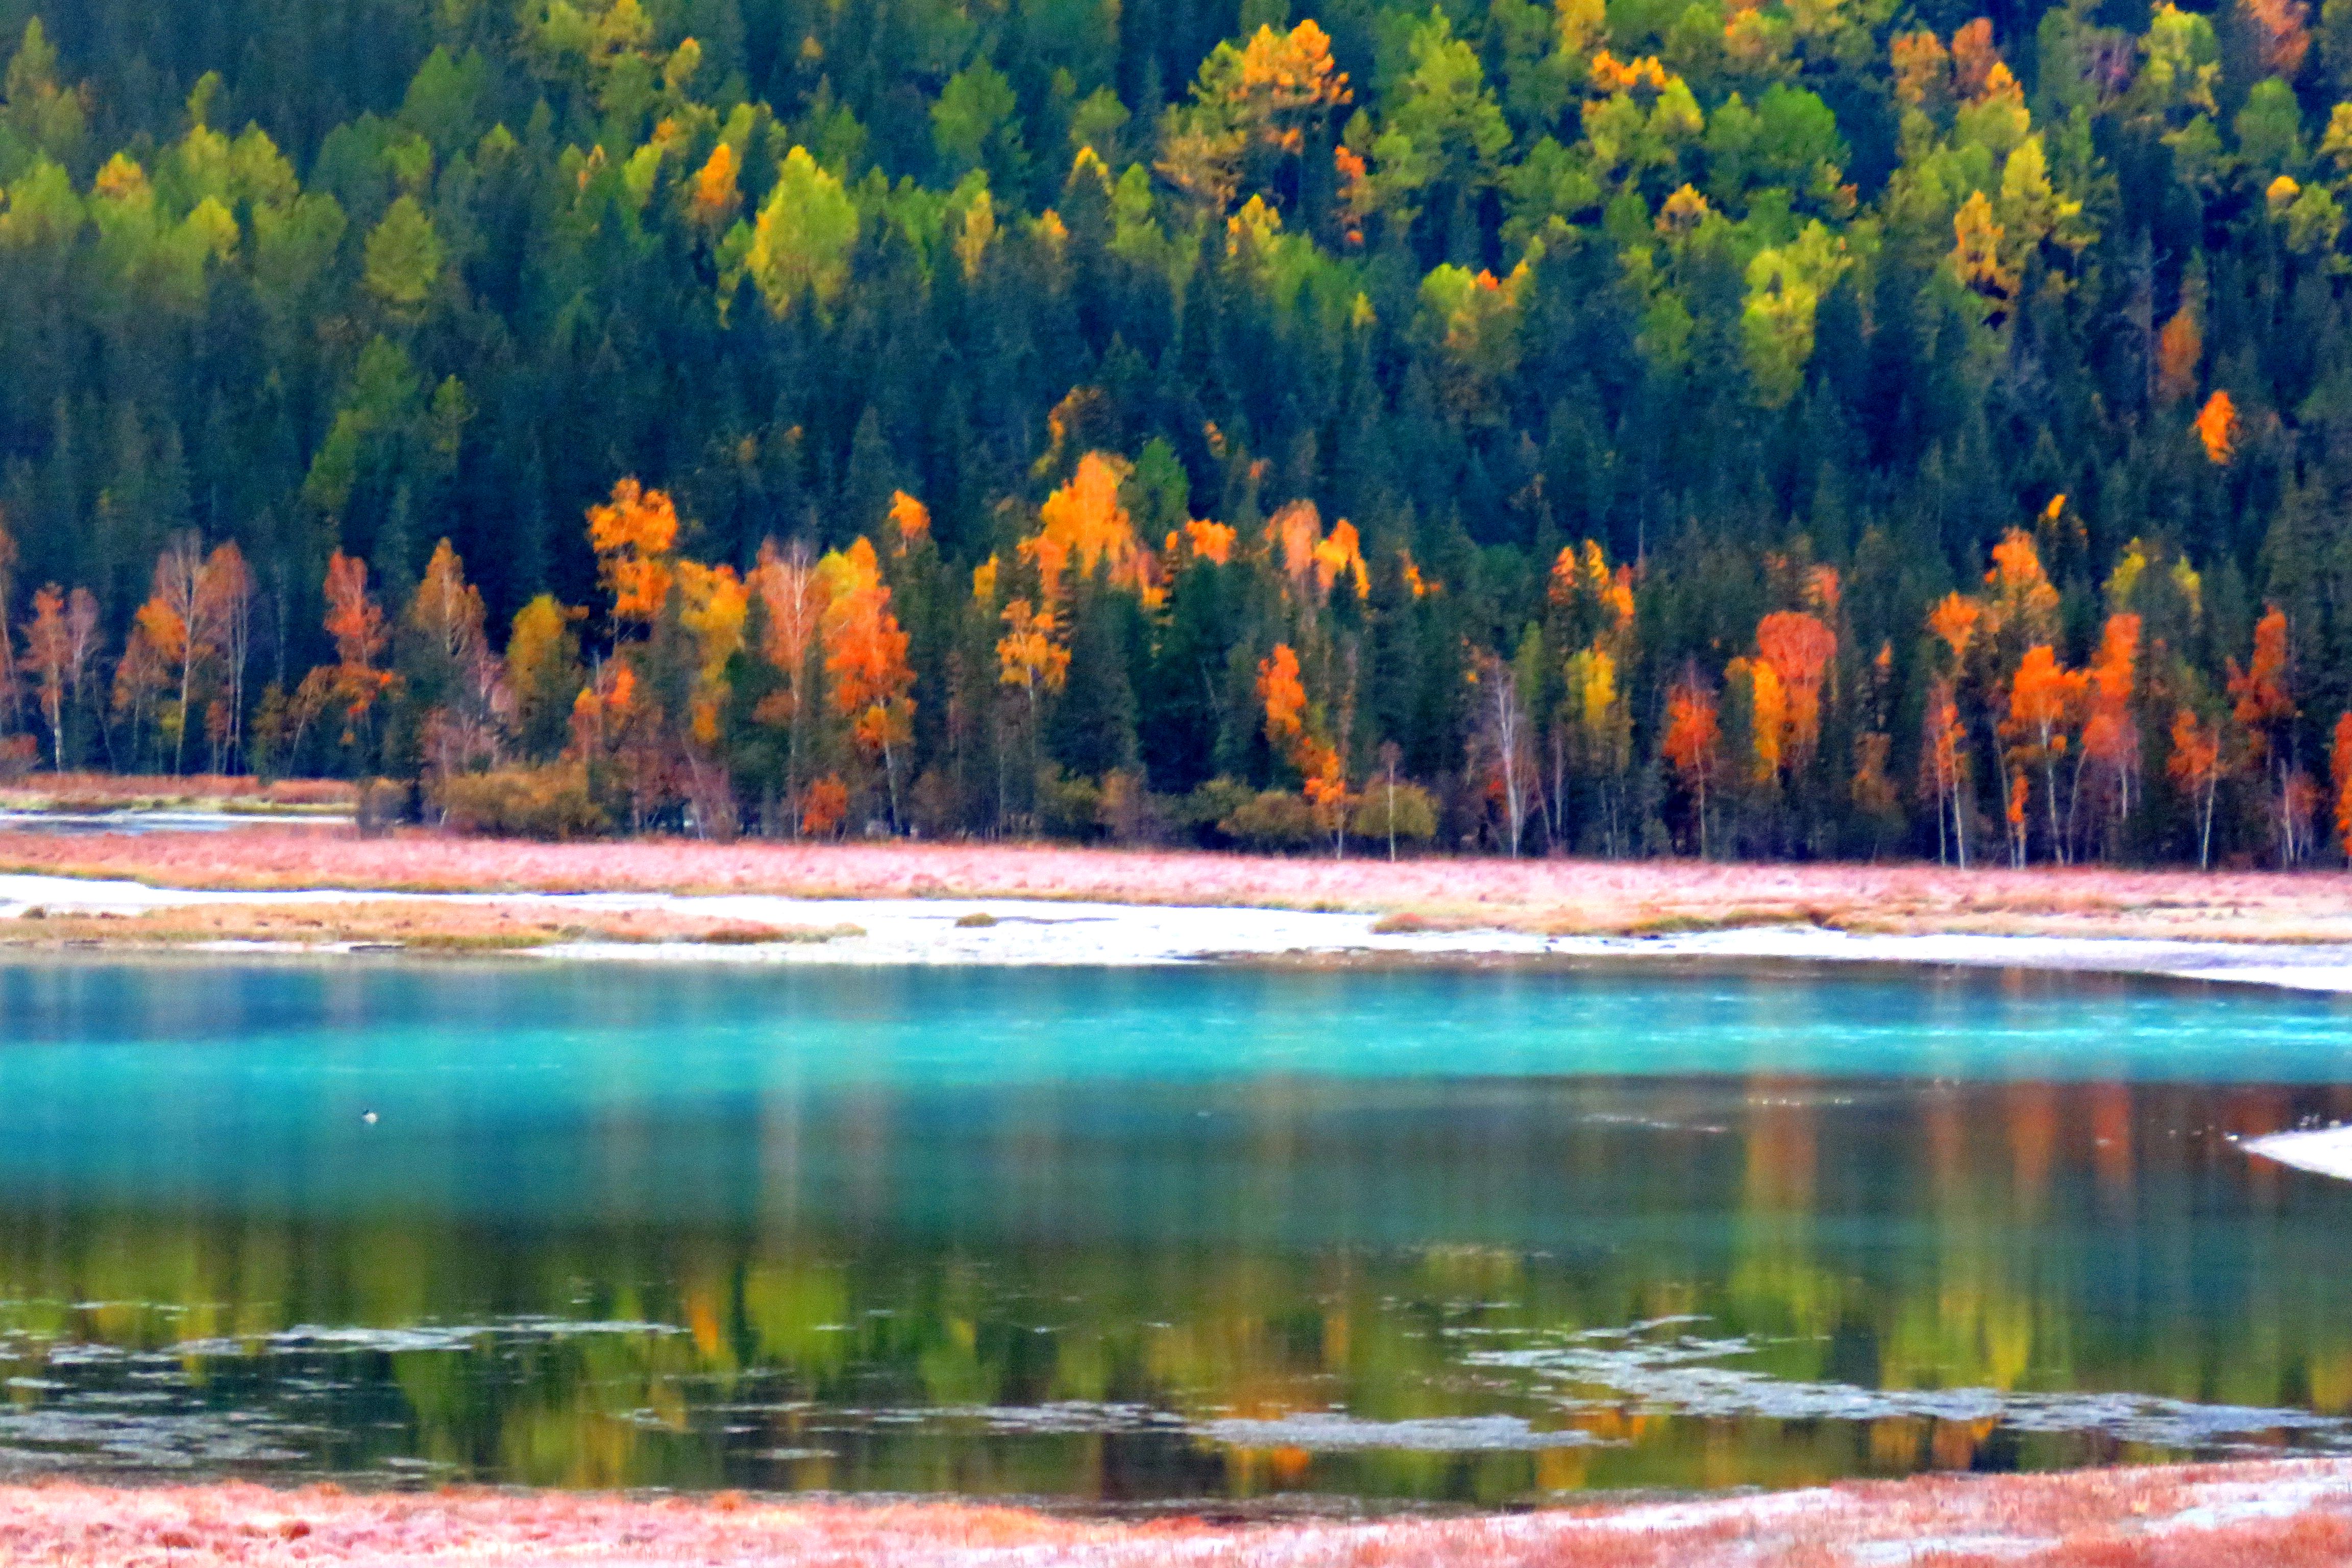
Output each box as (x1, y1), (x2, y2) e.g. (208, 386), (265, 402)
(0, 1071), (2345, 1501)
(0, 959), (2349, 1503)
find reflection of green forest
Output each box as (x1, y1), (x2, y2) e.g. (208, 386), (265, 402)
(3, 1077), (2350, 1502)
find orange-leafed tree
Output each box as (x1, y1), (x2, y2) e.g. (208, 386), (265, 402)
(689, 141), (741, 232)
(1927, 591), (1981, 664)
(1257, 640), (1351, 852)
(568, 659), (633, 762)
(2332, 712), (2352, 866)
(1258, 641), (1308, 752)
(322, 550), (395, 747)
(2242, 0), (2310, 79)
(1960, 529), (2063, 850)
(2167, 707), (2225, 869)
(2194, 390), (2238, 464)
(1921, 589), (1990, 867)
(112, 595), (175, 766)
(1755, 610), (1836, 774)
(1174, 519), (1236, 566)
(2227, 606), (2301, 864)
(23, 584), (99, 770)
(2005, 765), (2031, 867)
(1267, 499), (1367, 623)
(1026, 452), (1153, 609)
(1157, 19), (1352, 214)
(118, 535), (220, 774)
(1663, 676), (1722, 857)
(819, 536), (915, 824)
(800, 773), (850, 837)
(1000, 453), (1155, 767)
(587, 477), (680, 626)
(1219, 19), (1350, 154)
(997, 598), (1070, 706)
(1920, 675), (1969, 868)
(2155, 306), (2202, 404)
(886, 490), (931, 554)
(2077, 614), (2141, 847)
(2004, 644), (2087, 863)
(570, 659), (671, 830)
(1980, 530), (2061, 649)
(1548, 540), (1637, 634)
(1949, 17), (2000, 96)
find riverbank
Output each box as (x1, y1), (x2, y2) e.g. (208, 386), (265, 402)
(6, 870), (2352, 989)
(5, 1458), (2349, 1565)
(4, 830), (2352, 941)
(2, 831), (2351, 988)
(0, 775), (356, 817)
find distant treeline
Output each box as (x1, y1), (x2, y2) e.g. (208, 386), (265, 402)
(1, 0), (2350, 862)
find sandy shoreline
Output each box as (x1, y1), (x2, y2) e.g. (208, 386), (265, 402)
(6, 868), (2352, 995)
(4, 1458), (2349, 1565)
(7, 829), (2352, 936)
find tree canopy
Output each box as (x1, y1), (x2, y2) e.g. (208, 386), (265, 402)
(3, 0), (2352, 863)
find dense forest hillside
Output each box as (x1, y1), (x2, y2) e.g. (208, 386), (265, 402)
(0, 0), (2348, 862)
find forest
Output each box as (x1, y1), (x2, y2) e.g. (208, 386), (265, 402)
(1, 0), (2350, 864)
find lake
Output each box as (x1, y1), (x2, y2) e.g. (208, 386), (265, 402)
(0, 954), (2346, 1506)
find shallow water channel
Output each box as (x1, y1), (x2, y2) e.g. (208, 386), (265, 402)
(0, 954), (2346, 1506)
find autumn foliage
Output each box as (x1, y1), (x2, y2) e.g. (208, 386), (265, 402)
(11, 0), (2352, 878)
(2194, 389), (2239, 463)
(587, 477), (681, 624)
(16, 447), (2352, 870)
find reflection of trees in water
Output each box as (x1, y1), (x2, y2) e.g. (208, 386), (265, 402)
(1, 1079), (2351, 1499)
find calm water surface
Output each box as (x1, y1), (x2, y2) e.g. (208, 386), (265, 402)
(0, 954), (2347, 1505)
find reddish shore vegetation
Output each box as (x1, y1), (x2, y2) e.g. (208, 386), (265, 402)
(3, 828), (2352, 941)
(4, 1460), (2349, 1565)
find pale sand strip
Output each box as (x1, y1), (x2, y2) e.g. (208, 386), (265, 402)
(4, 870), (2352, 989)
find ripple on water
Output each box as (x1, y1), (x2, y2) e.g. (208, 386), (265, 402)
(1468, 1322), (2352, 1454)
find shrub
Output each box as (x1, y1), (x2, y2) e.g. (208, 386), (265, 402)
(433, 765), (611, 840)
(1350, 780), (1439, 850)
(1177, 777), (1257, 840)
(1097, 767), (1171, 845)
(1037, 767), (1102, 839)
(1218, 789), (1317, 851)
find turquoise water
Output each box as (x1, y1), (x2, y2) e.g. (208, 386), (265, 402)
(0, 955), (2347, 1502)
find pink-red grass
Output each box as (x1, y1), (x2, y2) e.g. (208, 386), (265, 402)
(2, 1458), (2348, 1565)
(2, 829), (2350, 941)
